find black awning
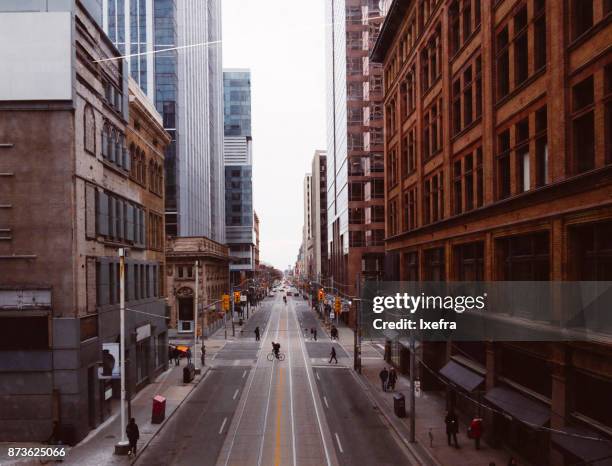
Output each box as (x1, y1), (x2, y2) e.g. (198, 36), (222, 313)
(485, 386), (550, 427)
(552, 427), (612, 466)
(439, 360), (484, 392)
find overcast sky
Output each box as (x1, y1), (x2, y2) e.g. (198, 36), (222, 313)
(222, 0), (327, 271)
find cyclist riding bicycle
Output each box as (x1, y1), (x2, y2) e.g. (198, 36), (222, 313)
(271, 341), (281, 359)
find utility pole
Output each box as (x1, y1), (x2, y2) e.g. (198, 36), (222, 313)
(354, 273), (362, 374)
(409, 332), (416, 443)
(231, 284), (235, 337)
(115, 248), (129, 454)
(193, 260), (199, 369)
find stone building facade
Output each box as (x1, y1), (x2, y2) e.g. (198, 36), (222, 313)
(165, 236), (230, 334)
(372, 1), (612, 464)
(0, 1), (170, 443)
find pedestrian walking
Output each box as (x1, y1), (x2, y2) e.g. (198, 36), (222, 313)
(173, 347), (180, 366)
(329, 346), (338, 364)
(379, 367), (389, 392)
(254, 326), (260, 341)
(200, 345), (206, 366)
(310, 328), (314, 340)
(331, 326), (338, 340)
(313, 328), (317, 341)
(428, 428), (434, 447)
(387, 367), (397, 391)
(468, 416), (483, 450)
(445, 410), (459, 448)
(186, 348), (192, 365)
(126, 417), (139, 456)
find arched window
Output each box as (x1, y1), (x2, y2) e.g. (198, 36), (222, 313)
(129, 144), (136, 176)
(101, 122), (109, 158)
(84, 105), (95, 154)
(115, 133), (122, 166)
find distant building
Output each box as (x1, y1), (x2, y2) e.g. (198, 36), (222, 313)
(224, 69), (255, 284)
(325, 0), (387, 325)
(310, 150), (328, 279)
(254, 211), (260, 269)
(303, 173), (313, 278)
(0, 2), (170, 443)
(165, 236), (229, 334)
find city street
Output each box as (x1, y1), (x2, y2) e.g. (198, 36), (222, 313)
(136, 295), (414, 466)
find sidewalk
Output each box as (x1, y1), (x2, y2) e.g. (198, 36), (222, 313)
(317, 313), (526, 466)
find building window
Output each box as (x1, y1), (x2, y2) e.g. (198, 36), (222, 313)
(515, 118), (531, 192)
(423, 170), (444, 225)
(423, 98), (442, 160)
(535, 106), (549, 186)
(349, 230), (365, 247)
(454, 241), (484, 280)
(401, 65), (417, 119)
(496, 130), (511, 199)
(388, 147), (398, 188)
(388, 198), (399, 236)
(449, 0), (481, 56)
(497, 231), (550, 280)
(496, 2), (547, 100)
(571, 0), (593, 40)
(403, 186), (417, 232)
(424, 247), (445, 281)
(452, 147), (482, 215)
(571, 76), (595, 173)
(403, 251), (419, 281)
(420, 24), (441, 94)
(386, 100), (396, 136)
(452, 55), (482, 135)
(401, 127), (417, 178)
(570, 220), (612, 280)
(84, 105), (96, 154)
(349, 182), (365, 201)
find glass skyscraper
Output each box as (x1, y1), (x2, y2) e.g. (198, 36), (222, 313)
(103, 0), (225, 241)
(223, 70), (254, 281)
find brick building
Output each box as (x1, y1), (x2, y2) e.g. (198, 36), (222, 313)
(372, 1), (612, 464)
(0, 1), (170, 443)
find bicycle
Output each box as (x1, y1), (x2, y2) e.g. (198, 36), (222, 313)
(267, 352), (285, 361)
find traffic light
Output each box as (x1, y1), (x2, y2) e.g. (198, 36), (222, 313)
(318, 288), (325, 302)
(234, 291), (241, 303)
(334, 297), (341, 313)
(222, 294), (230, 311)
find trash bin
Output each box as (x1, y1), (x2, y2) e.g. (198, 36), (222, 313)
(393, 393), (406, 418)
(183, 363), (195, 383)
(151, 395), (166, 424)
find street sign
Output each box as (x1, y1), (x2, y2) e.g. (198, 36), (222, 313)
(240, 295), (247, 302)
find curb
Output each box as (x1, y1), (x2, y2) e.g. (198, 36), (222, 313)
(129, 366), (212, 465)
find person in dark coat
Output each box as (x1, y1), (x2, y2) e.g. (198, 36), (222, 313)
(445, 410), (459, 448)
(387, 367), (397, 391)
(186, 348), (192, 365)
(379, 367), (389, 391)
(126, 417), (139, 456)
(254, 326), (261, 341)
(313, 328), (317, 341)
(329, 346), (338, 364)
(173, 347), (180, 366)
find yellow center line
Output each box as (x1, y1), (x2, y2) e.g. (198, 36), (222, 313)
(275, 366), (284, 466)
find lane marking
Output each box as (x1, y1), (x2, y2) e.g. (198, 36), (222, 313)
(232, 389), (239, 400)
(292, 304), (333, 466)
(219, 417), (227, 434)
(242, 370), (247, 379)
(335, 433), (344, 454)
(274, 367), (284, 466)
(323, 396), (329, 409)
(316, 372), (320, 381)
(287, 301), (297, 466)
(257, 304), (281, 466)
(222, 299), (276, 466)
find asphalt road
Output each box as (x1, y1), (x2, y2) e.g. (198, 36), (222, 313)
(136, 295), (412, 466)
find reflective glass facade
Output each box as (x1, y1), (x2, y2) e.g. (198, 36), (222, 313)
(223, 70), (252, 137)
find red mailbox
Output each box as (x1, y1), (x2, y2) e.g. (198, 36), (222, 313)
(151, 395), (166, 424)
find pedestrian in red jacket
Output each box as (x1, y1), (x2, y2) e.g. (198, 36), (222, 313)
(468, 416), (483, 450)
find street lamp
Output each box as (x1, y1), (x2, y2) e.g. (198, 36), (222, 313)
(115, 248), (129, 455)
